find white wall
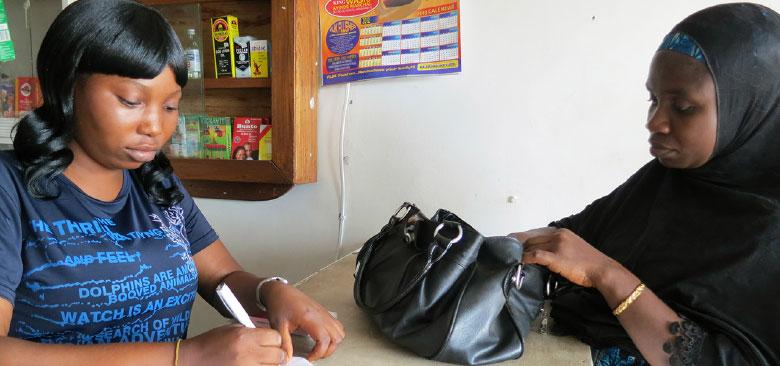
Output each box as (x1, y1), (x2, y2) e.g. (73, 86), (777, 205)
(188, 0), (779, 335)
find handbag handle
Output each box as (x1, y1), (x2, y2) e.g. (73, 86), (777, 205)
(355, 204), (467, 313)
(390, 201), (419, 225)
(354, 202), (421, 278)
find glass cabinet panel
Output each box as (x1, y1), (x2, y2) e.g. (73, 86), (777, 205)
(151, 2), (273, 163)
(153, 3), (206, 159)
(0, 0), (62, 149)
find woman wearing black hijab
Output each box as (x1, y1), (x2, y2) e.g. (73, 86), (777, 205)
(512, 3), (780, 365)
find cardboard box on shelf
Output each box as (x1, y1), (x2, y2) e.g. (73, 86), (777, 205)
(234, 36), (256, 78)
(231, 117), (262, 160)
(166, 114), (203, 158)
(211, 15), (239, 78)
(258, 117), (272, 160)
(183, 115), (201, 158)
(0, 77), (14, 117)
(250, 40), (269, 78)
(199, 116), (232, 160)
(15, 77), (42, 117)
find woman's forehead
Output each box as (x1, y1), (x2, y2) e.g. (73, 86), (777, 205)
(647, 51), (713, 93)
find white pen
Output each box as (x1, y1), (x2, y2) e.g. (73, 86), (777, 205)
(215, 282), (256, 328)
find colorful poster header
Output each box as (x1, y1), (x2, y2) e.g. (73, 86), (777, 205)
(319, 0), (461, 85)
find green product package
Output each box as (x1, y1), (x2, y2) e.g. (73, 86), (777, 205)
(0, 0), (15, 62)
(199, 117), (232, 159)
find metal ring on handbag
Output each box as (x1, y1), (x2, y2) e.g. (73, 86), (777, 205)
(433, 221), (463, 245)
(428, 221), (463, 262)
(403, 223), (416, 244)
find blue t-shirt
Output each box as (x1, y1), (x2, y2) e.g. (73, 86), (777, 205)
(0, 151), (218, 344)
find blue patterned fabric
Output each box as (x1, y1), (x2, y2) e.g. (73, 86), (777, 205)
(592, 346), (649, 366)
(658, 32), (706, 63)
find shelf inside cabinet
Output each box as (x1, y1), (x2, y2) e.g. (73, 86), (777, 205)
(180, 180), (293, 201)
(204, 78), (271, 89)
(169, 158), (290, 184)
(141, 0), (319, 201)
(169, 158), (292, 200)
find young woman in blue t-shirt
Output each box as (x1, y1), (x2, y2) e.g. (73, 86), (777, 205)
(0, 1), (343, 365)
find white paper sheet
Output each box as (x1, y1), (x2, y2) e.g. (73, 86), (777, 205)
(285, 357), (314, 366)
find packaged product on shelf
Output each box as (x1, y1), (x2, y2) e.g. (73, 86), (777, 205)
(211, 15), (239, 78)
(183, 115), (201, 158)
(166, 114), (203, 158)
(15, 77), (42, 117)
(233, 36), (256, 78)
(199, 116), (232, 159)
(258, 117), (272, 160)
(231, 117), (262, 160)
(0, 75), (14, 117)
(250, 39), (269, 78)
(0, 1), (15, 63)
(165, 115), (186, 157)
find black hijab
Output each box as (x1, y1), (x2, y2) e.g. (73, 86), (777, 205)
(549, 3), (780, 365)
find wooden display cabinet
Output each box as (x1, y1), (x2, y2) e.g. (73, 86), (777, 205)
(139, 0), (319, 200)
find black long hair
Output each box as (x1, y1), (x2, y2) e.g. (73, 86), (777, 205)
(13, 0), (187, 206)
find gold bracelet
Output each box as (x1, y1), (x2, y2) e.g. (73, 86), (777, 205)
(612, 282), (646, 316)
(174, 339), (182, 366)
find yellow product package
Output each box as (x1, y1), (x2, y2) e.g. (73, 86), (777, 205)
(211, 15), (239, 78)
(250, 40), (269, 78)
(257, 123), (272, 160)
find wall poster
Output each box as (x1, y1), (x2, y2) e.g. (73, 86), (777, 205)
(319, 0), (461, 85)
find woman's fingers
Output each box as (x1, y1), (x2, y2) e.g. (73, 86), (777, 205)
(322, 311), (345, 340)
(522, 249), (556, 267)
(254, 346), (288, 365)
(320, 322), (341, 359)
(510, 227), (557, 242)
(324, 337), (339, 359)
(329, 319), (345, 355)
(310, 313), (344, 360)
(333, 317), (345, 339)
(250, 327), (282, 347)
(523, 236), (559, 253)
(275, 320), (293, 361)
(307, 331), (332, 361)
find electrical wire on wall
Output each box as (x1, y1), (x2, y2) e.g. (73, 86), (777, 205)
(335, 82), (352, 261)
(24, 0), (32, 76)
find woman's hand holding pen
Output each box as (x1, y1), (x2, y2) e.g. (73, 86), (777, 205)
(179, 324), (287, 366)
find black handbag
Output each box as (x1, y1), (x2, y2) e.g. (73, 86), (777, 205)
(353, 202), (548, 365)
